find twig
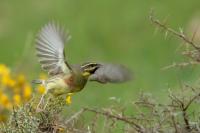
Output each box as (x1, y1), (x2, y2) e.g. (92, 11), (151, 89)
(90, 113), (99, 133)
(65, 109), (85, 125)
(182, 110), (190, 131)
(161, 61), (199, 70)
(83, 107), (145, 133)
(181, 92), (200, 130)
(149, 10), (200, 51)
(171, 114), (179, 133)
(134, 101), (179, 108)
(168, 89), (192, 130)
(184, 92), (200, 111)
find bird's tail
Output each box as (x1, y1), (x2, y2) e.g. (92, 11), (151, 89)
(32, 79), (45, 85)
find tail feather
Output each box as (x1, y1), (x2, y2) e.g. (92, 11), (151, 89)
(32, 79), (44, 84)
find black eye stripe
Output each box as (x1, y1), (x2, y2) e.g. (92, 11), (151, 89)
(81, 62), (98, 69)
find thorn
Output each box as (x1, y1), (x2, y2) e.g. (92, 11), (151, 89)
(191, 25), (199, 42)
(165, 31), (168, 39)
(179, 27), (184, 35)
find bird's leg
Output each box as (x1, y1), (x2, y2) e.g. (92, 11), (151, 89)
(43, 96), (51, 110)
(36, 94), (45, 111)
(66, 93), (73, 105)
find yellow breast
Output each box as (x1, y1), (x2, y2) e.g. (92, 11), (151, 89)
(46, 77), (70, 96)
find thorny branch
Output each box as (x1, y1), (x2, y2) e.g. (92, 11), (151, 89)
(171, 114), (178, 133)
(161, 61), (199, 70)
(83, 107), (145, 133)
(169, 88), (200, 131)
(150, 11), (200, 70)
(65, 108), (85, 125)
(3, 11), (200, 133)
(149, 11), (200, 131)
(149, 10), (200, 51)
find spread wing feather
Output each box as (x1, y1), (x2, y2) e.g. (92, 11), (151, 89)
(35, 22), (71, 75)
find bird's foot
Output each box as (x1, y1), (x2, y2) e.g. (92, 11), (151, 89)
(36, 94), (45, 112)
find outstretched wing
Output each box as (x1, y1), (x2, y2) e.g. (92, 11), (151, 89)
(35, 22), (72, 75)
(88, 63), (132, 83)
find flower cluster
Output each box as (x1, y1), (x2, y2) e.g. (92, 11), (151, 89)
(0, 64), (72, 122)
(0, 64), (45, 122)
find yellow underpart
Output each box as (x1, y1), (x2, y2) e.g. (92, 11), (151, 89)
(82, 71), (90, 77)
(46, 77), (69, 96)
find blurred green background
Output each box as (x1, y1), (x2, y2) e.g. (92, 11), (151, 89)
(0, 0), (200, 109)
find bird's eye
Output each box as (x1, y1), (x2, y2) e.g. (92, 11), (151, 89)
(92, 63), (96, 66)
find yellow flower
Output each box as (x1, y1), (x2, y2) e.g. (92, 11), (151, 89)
(66, 93), (73, 105)
(0, 94), (12, 109)
(37, 85), (46, 94)
(8, 79), (16, 87)
(23, 84), (32, 100)
(0, 64), (10, 76)
(12, 87), (20, 94)
(0, 90), (3, 96)
(13, 94), (21, 105)
(17, 74), (26, 86)
(1, 74), (16, 87)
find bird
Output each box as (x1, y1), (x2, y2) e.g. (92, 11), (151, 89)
(32, 22), (132, 108)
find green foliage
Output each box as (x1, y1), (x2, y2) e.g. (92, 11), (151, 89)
(1, 104), (39, 133)
(1, 0), (200, 108)
(1, 1), (200, 133)
(1, 86), (200, 133)
(0, 97), (66, 133)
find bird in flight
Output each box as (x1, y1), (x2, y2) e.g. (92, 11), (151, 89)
(33, 22), (132, 108)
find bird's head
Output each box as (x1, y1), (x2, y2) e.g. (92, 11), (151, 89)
(80, 62), (101, 78)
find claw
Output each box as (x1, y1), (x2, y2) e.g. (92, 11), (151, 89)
(66, 93), (73, 105)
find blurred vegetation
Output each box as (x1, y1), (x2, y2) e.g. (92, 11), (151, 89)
(0, 64), (46, 122)
(1, 97), (66, 133)
(1, 0), (200, 133)
(1, 1), (200, 109)
(1, 80), (200, 133)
